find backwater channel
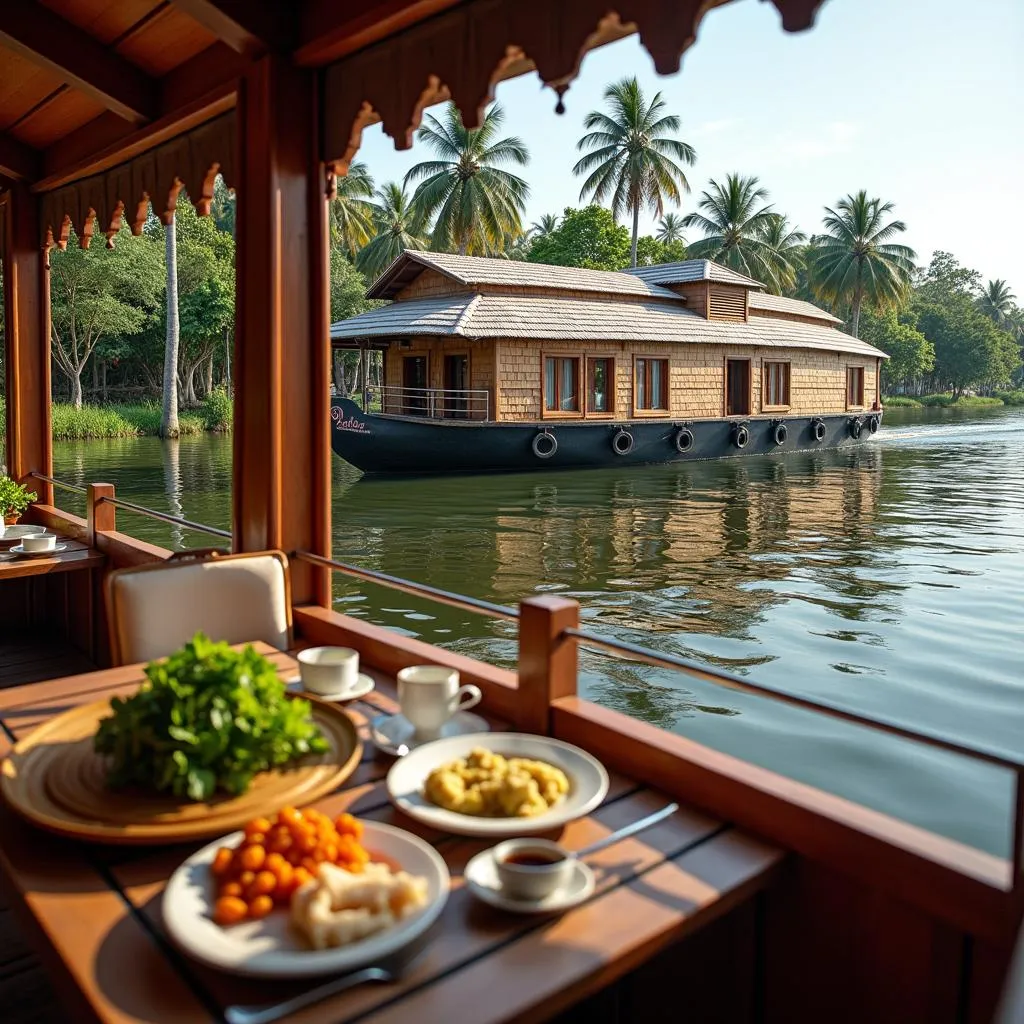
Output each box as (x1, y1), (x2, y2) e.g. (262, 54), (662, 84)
(52, 407), (1024, 857)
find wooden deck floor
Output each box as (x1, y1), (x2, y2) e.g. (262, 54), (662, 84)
(0, 634), (94, 1023)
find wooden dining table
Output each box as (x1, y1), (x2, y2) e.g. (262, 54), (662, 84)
(0, 643), (783, 1024)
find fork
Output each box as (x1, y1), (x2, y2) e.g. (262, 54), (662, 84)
(223, 942), (430, 1024)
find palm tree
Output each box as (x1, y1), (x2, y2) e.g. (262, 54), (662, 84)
(356, 183), (429, 280)
(530, 213), (559, 239)
(811, 191), (917, 337)
(977, 279), (1016, 325)
(405, 104), (529, 255)
(656, 213), (686, 245)
(681, 174), (779, 282)
(573, 77), (695, 268)
(755, 214), (807, 294)
(330, 161), (376, 258)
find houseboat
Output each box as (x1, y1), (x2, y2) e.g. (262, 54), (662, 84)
(330, 251), (886, 474)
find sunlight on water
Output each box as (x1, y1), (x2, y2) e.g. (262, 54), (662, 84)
(53, 406), (1024, 856)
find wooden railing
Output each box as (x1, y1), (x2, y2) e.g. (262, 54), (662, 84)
(30, 473), (1024, 951)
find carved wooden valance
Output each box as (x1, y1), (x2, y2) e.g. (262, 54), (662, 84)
(324, 0), (826, 173)
(39, 113), (237, 249)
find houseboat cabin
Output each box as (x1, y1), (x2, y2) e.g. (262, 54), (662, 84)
(330, 252), (887, 474)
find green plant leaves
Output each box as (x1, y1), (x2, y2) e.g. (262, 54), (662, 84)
(94, 632), (328, 802)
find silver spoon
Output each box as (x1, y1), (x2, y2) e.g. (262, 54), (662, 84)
(574, 802), (679, 859)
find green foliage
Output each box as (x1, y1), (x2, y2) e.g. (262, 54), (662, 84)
(50, 403), (204, 440)
(635, 235), (687, 266)
(976, 279), (1016, 325)
(202, 387), (233, 431)
(917, 393), (1004, 407)
(683, 175), (798, 292)
(994, 389), (1024, 406)
(917, 251), (981, 300)
(406, 104), (529, 255)
(330, 249), (377, 323)
(527, 206), (630, 271)
(574, 77), (695, 267)
(655, 213), (686, 245)
(356, 182), (429, 281)
(810, 191), (916, 336)
(879, 396), (922, 407)
(858, 308), (934, 385)
(210, 176), (236, 236)
(94, 633), (328, 801)
(0, 476), (37, 517)
(330, 161), (376, 258)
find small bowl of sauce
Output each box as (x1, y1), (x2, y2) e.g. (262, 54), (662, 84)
(492, 839), (574, 900)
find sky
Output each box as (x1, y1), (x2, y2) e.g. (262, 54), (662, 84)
(357, 0), (1024, 295)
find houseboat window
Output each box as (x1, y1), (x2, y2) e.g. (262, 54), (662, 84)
(544, 357), (580, 412)
(403, 355), (429, 415)
(587, 358), (613, 413)
(636, 358), (668, 410)
(764, 361), (791, 407)
(444, 353), (469, 419)
(726, 359), (751, 416)
(847, 366), (865, 407)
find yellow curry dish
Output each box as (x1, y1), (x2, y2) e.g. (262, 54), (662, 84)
(423, 747), (571, 817)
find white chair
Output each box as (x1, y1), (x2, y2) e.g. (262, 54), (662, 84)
(106, 550), (292, 665)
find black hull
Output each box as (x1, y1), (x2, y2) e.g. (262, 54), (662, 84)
(330, 398), (882, 476)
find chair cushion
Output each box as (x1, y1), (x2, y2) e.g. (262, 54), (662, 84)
(112, 554), (289, 664)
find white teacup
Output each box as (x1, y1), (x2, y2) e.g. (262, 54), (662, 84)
(297, 646), (359, 696)
(397, 665), (482, 736)
(20, 532), (56, 553)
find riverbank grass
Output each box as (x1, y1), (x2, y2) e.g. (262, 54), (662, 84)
(881, 396), (922, 407)
(51, 403), (206, 440)
(884, 393), (1017, 409)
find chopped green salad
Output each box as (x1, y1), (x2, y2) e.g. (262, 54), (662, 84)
(94, 633), (328, 802)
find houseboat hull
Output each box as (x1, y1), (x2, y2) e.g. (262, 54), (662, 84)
(330, 398), (882, 475)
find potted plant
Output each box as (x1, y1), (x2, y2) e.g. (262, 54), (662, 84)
(0, 476), (38, 525)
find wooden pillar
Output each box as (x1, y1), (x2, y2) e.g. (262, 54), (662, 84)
(517, 596), (579, 735)
(232, 55), (331, 606)
(86, 482), (115, 547)
(1, 186), (52, 503)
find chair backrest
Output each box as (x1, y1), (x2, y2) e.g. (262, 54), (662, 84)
(106, 550), (292, 665)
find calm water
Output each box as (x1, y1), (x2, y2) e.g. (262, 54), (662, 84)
(52, 407), (1024, 856)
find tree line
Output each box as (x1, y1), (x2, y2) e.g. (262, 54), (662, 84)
(2, 76), (1020, 421)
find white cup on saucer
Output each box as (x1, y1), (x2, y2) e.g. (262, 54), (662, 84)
(397, 665), (482, 737)
(20, 532), (56, 553)
(297, 646), (359, 697)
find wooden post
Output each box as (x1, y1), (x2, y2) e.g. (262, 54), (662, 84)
(517, 595), (579, 735)
(1, 186), (52, 504)
(86, 483), (115, 547)
(232, 55), (331, 606)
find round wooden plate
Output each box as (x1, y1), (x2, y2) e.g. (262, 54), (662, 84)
(0, 696), (362, 844)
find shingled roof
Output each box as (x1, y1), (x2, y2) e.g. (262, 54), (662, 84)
(623, 260), (764, 289)
(330, 292), (886, 358)
(748, 292), (843, 324)
(367, 251), (680, 301)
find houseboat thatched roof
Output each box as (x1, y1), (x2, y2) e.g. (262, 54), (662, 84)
(332, 251), (886, 358)
(367, 250), (680, 300)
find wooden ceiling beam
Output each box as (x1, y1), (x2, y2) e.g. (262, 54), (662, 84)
(0, 2), (158, 124)
(294, 0), (462, 67)
(168, 1), (295, 56)
(0, 133), (41, 183)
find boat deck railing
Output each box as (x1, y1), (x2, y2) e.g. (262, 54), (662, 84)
(30, 470), (1024, 892)
(374, 384), (490, 421)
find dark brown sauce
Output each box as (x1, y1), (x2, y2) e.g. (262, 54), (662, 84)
(503, 851), (564, 867)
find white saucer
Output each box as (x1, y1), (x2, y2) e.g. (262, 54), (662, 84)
(10, 543), (66, 557)
(371, 710), (490, 757)
(285, 673), (376, 702)
(464, 849), (596, 914)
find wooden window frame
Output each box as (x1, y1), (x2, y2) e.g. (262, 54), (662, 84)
(585, 355), (616, 418)
(846, 365), (865, 410)
(723, 356), (753, 417)
(632, 356), (670, 417)
(762, 359), (791, 411)
(541, 352), (583, 419)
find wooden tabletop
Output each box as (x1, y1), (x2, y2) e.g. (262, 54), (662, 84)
(0, 537), (104, 580)
(0, 644), (782, 1024)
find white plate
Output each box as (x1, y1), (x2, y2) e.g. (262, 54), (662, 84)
(162, 820), (450, 977)
(464, 848), (596, 914)
(10, 542), (66, 557)
(286, 673), (376, 702)
(387, 733), (610, 838)
(371, 711), (490, 758)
